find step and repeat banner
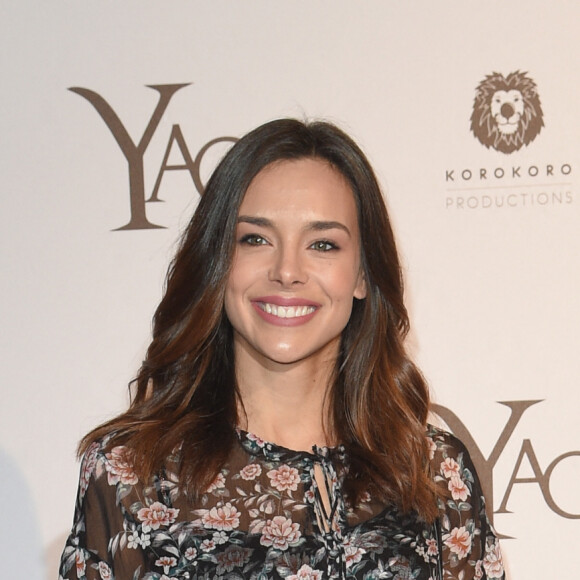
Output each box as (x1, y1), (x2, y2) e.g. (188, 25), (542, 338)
(1, 2), (578, 578)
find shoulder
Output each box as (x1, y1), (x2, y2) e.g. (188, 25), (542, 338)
(426, 424), (470, 458)
(425, 424), (479, 490)
(425, 428), (506, 578)
(77, 436), (142, 500)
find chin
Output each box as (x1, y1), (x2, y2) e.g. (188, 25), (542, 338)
(259, 348), (305, 366)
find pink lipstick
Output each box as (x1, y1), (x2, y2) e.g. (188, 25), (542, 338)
(251, 296), (320, 326)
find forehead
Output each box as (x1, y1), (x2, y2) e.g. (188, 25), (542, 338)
(239, 158), (358, 222)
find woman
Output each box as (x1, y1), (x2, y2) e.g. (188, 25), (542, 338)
(60, 119), (504, 580)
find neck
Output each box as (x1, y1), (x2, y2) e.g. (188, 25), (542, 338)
(234, 342), (337, 451)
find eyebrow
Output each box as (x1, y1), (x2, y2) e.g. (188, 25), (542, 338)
(237, 215), (351, 237)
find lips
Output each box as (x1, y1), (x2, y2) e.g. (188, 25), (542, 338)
(251, 296), (320, 325)
(258, 303), (316, 318)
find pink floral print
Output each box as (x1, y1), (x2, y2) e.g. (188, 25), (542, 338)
(201, 538), (216, 552)
(213, 530), (229, 544)
(137, 501), (179, 530)
(104, 445), (138, 486)
(444, 526), (472, 559)
(155, 556), (177, 574)
(97, 561), (112, 579)
(475, 559), (484, 580)
(483, 541), (505, 578)
(267, 464), (300, 493)
(59, 426), (503, 580)
(426, 537), (438, 557)
(448, 474), (471, 501)
(344, 541), (366, 568)
(206, 471), (226, 492)
(202, 502), (241, 531)
(260, 515), (302, 550)
(216, 545), (253, 574)
(240, 463), (262, 480)
(246, 432), (266, 446)
(441, 457), (461, 479)
(287, 564), (323, 580)
(74, 550), (85, 577)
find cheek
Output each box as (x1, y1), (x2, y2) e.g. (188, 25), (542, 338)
(224, 269), (245, 323)
(225, 257), (250, 298)
(228, 252), (265, 287)
(223, 288), (248, 339)
(224, 257), (260, 328)
(327, 262), (364, 299)
(322, 275), (359, 319)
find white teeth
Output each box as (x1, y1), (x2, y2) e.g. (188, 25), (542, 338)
(259, 303), (315, 319)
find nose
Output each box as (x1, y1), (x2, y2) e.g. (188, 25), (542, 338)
(500, 102), (515, 119)
(268, 246), (307, 287)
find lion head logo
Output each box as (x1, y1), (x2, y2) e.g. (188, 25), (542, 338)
(470, 71), (544, 154)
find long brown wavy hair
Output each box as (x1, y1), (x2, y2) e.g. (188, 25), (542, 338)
(81, 119), (439, 521)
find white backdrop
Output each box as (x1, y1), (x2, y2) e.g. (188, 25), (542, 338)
(1, 2), (579, 578)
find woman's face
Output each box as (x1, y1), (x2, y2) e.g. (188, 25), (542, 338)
(225, 157), (366, 369)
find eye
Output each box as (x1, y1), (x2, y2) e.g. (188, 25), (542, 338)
(310, 240), (338, 252)
(239, 233), (268, 246)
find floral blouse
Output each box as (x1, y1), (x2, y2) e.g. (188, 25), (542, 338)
(59, 426), (504, 580)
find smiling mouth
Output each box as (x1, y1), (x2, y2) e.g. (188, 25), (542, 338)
(257, 303), (317, 319)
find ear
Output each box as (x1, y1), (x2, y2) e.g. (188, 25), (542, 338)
(353, 270), (367, 300)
